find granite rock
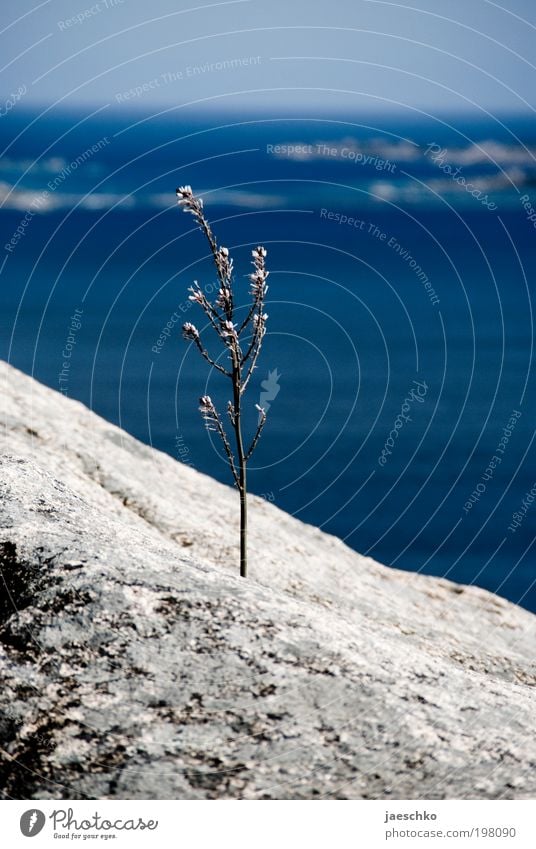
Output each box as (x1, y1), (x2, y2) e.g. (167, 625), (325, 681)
(0, 361), (535, 799)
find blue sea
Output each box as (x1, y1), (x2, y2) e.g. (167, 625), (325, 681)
(1, 107), (535, 610)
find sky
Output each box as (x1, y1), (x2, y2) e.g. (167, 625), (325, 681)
(1, 0), (535, 115)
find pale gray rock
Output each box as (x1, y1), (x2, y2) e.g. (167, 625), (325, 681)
(0, 360), (535, 799)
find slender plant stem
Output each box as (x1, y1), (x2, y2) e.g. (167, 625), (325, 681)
(239, 462), (247, 579)
(232, 360), (248, 578)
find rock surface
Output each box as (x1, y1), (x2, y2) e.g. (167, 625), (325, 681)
(0, 359), (535, 800)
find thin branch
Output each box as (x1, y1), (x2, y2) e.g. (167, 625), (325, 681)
(241, 337), (263, 394)
(189, 285), (229, 340)
(199, 396), (239, 486)
(192, 335), (231, 377)
(223, 327), (243, 372)
(245, 407), (267, 461)
(195, 213), (226, 289)
(241, 322), (262, 366)
(238, 296), (261, 335)
(214, 417), (240, 487)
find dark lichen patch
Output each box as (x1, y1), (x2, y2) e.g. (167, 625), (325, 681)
(0, 623), (38, 655)
(39, 588), (95, 616)
(185, 756), (248, 795)
(0, 542), (43, 626)
(0, 719), (62, 800)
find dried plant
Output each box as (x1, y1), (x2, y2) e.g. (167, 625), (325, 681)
(176, 186), (269, 578)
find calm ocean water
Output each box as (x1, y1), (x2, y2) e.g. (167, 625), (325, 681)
(1, 107), (535, 609)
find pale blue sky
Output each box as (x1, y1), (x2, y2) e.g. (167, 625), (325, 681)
(2, 0), (535, 114)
